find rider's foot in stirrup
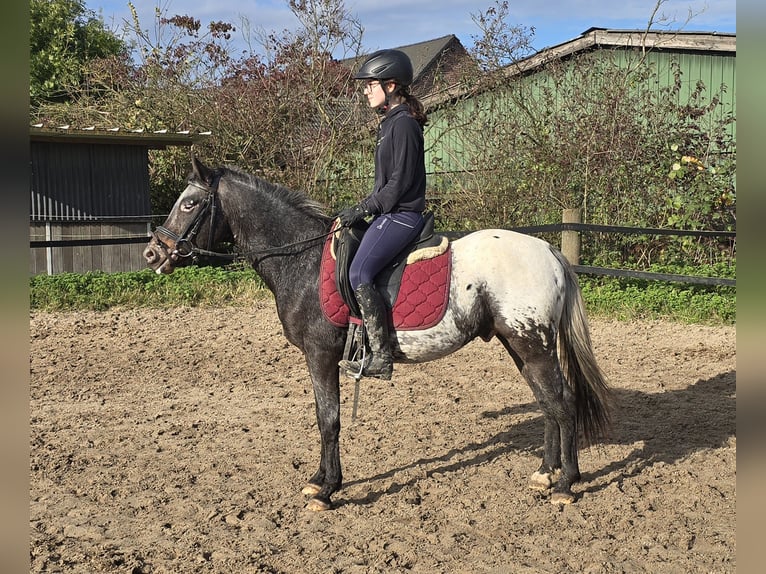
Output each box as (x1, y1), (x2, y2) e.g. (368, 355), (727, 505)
(338, 356), (393, 380)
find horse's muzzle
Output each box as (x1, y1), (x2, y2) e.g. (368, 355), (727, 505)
(143, 242), (174, 274)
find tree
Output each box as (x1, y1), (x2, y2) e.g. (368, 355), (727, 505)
(424, 0), (735, 266)
(30, 0), (126, 105)
(32, 0), (370, 214)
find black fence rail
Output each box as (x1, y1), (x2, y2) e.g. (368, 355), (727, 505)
(444, 222), (736, 287)
(30, 237), (150, 248)
(31, 223), (735, 286)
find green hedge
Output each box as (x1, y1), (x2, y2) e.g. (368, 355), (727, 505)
(29, 263), (735, 325)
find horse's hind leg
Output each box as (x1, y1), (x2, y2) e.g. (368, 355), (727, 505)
(509, 341), (580, 504)
(498, 336), (567, 497)
(529, 416), (562, 491)
(526, 354), (580, 503)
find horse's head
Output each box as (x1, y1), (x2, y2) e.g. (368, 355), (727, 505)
(144, 156), (233, 274)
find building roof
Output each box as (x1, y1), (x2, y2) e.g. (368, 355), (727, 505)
(423, 28), (736, 107)
(395, 35), (467, 83)
(343, 34), (471, 88)
(528, 28), (735, 68)
(29, 124), (211, 148)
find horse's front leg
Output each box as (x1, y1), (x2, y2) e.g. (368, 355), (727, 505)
(302, 359), (342, 511)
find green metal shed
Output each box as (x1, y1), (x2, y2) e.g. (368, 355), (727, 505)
(423, 28), (735, 181)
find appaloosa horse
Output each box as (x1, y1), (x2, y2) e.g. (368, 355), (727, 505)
(144, 157), (612, 510)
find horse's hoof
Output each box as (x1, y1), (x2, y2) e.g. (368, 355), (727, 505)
(550, 491), (575, 505)
(306, 497), (332, 512)
(301, 483), (322, 496)
(529, 471), (553, 490)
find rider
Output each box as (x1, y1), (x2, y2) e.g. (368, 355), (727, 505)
(337, 48), (428, 380)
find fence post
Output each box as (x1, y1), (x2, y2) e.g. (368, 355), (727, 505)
(561, 208), (581, 265)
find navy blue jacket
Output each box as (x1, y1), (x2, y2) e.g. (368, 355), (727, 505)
(360, 104), (426, 215)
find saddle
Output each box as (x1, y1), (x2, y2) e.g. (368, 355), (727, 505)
(319, 212), (452, 330)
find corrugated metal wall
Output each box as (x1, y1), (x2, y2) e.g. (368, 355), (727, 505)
(424, 48), (736, 177)
(646, 50), (736, 141)
(30, 142), (153, 274)
(30, 142), (150, 220)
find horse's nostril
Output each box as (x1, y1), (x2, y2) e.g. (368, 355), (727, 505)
(143, 247), (157, 263)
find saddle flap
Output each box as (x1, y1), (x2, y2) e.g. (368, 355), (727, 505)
(332, 219), (368, 317)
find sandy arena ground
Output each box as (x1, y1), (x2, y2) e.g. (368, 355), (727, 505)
(30, 302), (735, 573)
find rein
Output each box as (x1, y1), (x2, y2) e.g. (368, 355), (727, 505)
(235, 231), (334, 262)
(153, 175), (335, 264)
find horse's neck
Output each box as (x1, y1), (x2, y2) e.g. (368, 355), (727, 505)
(229, 194), (325, 298)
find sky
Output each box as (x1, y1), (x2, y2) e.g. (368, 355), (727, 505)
(86, 0), (736, 58)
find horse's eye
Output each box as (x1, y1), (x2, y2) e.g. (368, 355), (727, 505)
(180, 199), (198, 213)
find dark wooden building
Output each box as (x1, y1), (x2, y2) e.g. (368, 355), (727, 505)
(30, 126), (205, 275)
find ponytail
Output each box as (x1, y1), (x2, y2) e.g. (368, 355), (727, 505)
(400, 87), (428, 128)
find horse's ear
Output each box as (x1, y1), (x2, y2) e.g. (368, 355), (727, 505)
(191, 155), (215, 186)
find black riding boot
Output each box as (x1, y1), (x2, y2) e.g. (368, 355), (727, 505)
(339, 283), (393, 380)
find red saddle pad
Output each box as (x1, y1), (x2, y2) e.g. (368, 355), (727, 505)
(319, 236), (451, 331)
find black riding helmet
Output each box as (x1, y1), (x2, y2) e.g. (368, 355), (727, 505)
(354, 49), (413, 87)
(355, 49), (413, 112)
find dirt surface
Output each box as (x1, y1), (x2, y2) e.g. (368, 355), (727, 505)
(30, 302), (736, 573)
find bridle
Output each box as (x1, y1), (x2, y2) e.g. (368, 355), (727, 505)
(150, 172), (337, 265)
(151, 172), (235, 263)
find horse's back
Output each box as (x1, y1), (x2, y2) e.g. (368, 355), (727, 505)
(393, 229), (569, 362)
(451, 229), (566, 294)
(449, 229), (566, 332)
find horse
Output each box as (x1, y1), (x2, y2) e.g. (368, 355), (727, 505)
(143, 156), (612, 511)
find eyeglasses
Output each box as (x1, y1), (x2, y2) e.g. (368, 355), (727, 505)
(363, 80), (380, 91)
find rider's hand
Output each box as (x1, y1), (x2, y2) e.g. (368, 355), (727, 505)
(337, 203), (368, 227)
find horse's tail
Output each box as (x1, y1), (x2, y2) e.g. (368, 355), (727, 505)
(552, 248), (613, 446)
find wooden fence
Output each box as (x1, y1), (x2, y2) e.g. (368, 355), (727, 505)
(29, 220), (152, 275)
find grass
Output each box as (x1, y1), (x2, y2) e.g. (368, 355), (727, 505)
(29, 264), (270, 311)
(578, 261), (735, 324)
(579, 277), (735, 324)
(29, 263), (735, 325)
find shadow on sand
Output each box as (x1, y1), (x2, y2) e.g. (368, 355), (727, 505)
(338, 370), (735, 506)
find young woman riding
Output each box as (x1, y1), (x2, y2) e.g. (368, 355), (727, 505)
(336, 49), (428, 380)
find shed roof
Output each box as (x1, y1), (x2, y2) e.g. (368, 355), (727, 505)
(30, 125), (210, 148)
(423, 28), (736, 107)
(529, 28), (735, 67)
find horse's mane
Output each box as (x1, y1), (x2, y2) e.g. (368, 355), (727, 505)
(221, 165), (332, 222)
